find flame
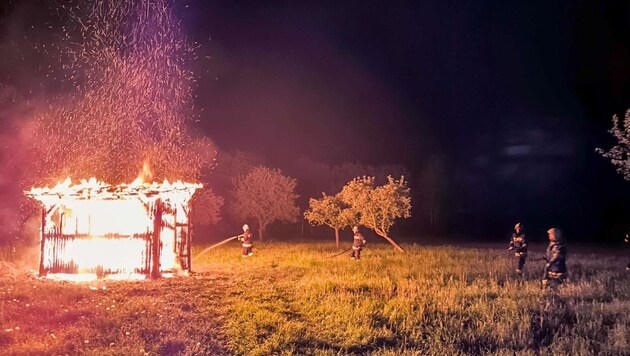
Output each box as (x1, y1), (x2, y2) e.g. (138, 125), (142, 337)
(138, 160), (154, 183)
(27, 178), (202, 206)
(25, 177), (201, 281)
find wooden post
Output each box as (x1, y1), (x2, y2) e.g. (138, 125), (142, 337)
(151, 199), (163, 279)
(144, 231), (151, 275)
(186, 202), (192, 272)
(173, 208), (178, 254)
(38, 207), (46, 277)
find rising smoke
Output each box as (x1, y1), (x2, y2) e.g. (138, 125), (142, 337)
(0, 0), (216, 245)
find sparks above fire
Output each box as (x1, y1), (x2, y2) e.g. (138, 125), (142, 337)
(25, 178), (202, 281)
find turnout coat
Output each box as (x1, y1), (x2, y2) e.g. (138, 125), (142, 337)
(545, 240), (567, 279)
(509, 231), (528, 256)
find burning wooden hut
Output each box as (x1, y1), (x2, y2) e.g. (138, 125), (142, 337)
(25, 178), (201, 280)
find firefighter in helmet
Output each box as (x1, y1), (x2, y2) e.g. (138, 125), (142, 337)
(542, 227), (568, 289)
(508, 222), (528, 274)
(239, 224), (253, 257)
(350, 226), (366, 260)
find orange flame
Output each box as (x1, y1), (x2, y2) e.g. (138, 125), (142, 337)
(138, 160), (154, 183)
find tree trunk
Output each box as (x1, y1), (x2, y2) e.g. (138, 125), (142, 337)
(334, 228), (339, 248)
(258, 220), (266, 242)
(376, 231), (405, 252)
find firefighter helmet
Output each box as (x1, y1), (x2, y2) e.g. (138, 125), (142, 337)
(243, 224), (249, 231)
(352, 226), (359, 233)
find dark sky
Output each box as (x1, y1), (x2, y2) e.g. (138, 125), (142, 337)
(181, 1), (430, 166)
(175, 0), (630, 240)
(1, 0), (629, 241)
(176, 1), (629, 163)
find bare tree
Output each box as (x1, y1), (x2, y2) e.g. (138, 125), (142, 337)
(339, 176), (411, 252)
(597, 109), (630, 180)
(231, 166), (299, 241)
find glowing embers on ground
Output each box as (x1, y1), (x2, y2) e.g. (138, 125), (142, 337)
(25, 178), (201, 281)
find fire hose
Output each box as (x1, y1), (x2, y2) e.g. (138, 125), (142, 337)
(506, 249), (546, 262)
(327, 247), (353, 258)
(193, 234), (243, 261)
(529, 256), (546, 262)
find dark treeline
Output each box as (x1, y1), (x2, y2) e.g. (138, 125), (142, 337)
(195, 139), (630, 246)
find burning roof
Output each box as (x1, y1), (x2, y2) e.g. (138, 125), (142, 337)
(26, 177), (202, 204)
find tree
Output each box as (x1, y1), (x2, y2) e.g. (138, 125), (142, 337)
(339, 176), (411, 252)
(231, 166), (300, 241)
(327, 162), (409, 195)
(596, 109), (630, 180)
(190, 188), (224, 226)
(417, 155), (447, 232)
(209, 150), (265, 199)
(304, 193), (358, 247)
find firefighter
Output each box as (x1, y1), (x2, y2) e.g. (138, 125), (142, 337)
(508, 222), (528, 274)
(542, 227), (568, 289)
(350, 226), (366, 260)
(239, 224), (253, 257)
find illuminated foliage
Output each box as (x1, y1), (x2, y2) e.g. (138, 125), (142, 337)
(304, 193), (358, 247)
(231, 167), (299, 241)
(339, 176), (411, 252)
(597, 109), (630, 181)
(190, 189), (224, 227)
(328, 163), (408, 191)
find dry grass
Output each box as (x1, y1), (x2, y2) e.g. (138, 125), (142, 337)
(0, 248), (231, 355)
(196, 242), (630, 355)
(1, 241), (629, 355)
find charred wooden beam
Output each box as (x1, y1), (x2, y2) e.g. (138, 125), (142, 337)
(186, 201), (192, 271)
(151, 199), (163, 279)
(38, 207), (46, 277)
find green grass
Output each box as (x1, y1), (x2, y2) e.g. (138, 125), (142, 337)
(1, 241), (629, 355)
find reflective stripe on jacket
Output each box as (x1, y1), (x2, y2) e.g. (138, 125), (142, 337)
(509, 233), (528, 255)
(545, 241), (567, 275)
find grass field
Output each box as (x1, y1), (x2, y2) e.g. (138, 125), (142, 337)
(1, 241), (629, 355)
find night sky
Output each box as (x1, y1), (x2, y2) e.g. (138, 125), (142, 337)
(1, 0), (629, 242)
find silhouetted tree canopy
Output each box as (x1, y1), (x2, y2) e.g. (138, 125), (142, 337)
(597, 109), (630, 180)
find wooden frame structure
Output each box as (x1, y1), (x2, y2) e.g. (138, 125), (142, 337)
(26, 179), (201, 279)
